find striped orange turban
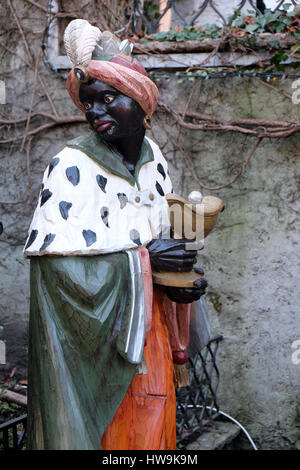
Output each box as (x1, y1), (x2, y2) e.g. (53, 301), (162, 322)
(67, 55), (159, 116)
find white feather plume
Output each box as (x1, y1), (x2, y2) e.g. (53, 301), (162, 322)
(64, 19), (102, 66)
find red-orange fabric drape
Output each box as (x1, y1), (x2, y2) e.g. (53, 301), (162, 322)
(101, 286), (176, 450)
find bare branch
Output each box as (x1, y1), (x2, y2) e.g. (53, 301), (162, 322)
(20, 47), (41, 152)
(0, 115), (86, 144)
(157, 102), (300, 138)
(177, 138), (263, 191)
(23, 0), (47, 12)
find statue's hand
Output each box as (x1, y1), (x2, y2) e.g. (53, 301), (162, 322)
(147, 238), (198, 272)
(164, 276), (208, 304)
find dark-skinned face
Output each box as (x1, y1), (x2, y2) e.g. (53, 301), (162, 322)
(79, 79), (145, 143)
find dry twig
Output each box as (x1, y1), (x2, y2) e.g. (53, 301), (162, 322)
(177, 138), (263, 191)
(24, 0), (47, 12)
(0, 115), (86, 145)
(20, 47), (41, 152)
(7, 0), (59, 118)
(158, 102), (300, 138)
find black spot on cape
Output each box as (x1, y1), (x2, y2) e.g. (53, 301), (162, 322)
(25, 229), (38, 249)
(82, 229), (96, 247)
(59, 201), (72, 220)
(66, 166), (80, 186)
(39, 233), (56, 251)
(40, 189), (52, 206)
(96, 174), (107, 193)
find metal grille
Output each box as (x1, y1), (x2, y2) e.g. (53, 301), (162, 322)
(0, 414), (27, 450)
(133, 0), (299, 34)
(176, 334), (223, 444)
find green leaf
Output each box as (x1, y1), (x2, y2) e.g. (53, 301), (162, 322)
(257, 17), (267, 28)
(151, 32), (165, 40)
(276, 23), (286, 33)
(264, 14), (275, 23)
(245, 23), (260, 32)
(272, 11), (281, 20)
(270, 50), (289, 66)
(233, 9), (241, 19)
(282, 3), (291, 11)
(234, 17), (244, 27)
(289, 60), (300, 68)
(280, 17), (292, 24)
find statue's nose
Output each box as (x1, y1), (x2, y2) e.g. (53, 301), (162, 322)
(91, 101), (106, 117)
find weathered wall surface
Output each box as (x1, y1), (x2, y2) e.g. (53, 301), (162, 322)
(155, 77), (300, 450)
(1, 2), (300, 451)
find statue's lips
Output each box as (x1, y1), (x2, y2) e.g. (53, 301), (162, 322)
(94, 120), (113, 132)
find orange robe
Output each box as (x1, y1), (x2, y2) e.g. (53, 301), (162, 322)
(101, 286), (177, 450)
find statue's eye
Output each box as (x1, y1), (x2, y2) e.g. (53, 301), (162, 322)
(84, 102), (92, 110)
(104, 95), (114, 104)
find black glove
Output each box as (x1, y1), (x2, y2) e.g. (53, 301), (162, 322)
(147, 238), (207, 303)
(147, 238), (198, 272)
(164, 275), (208, 304)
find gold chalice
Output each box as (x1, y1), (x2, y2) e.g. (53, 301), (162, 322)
(152, 192), (224, 287)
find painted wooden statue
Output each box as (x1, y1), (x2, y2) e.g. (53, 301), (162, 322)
(24, 19), (222, 450)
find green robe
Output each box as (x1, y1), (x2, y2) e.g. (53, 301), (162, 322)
(28, 254), (137, 450)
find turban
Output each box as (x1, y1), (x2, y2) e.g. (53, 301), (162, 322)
(67, 54), (159, 116)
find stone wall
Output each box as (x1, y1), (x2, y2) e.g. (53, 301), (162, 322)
(0, 1), (300, 450)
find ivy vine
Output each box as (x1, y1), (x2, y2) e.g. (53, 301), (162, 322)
(142, 4), (300, 42)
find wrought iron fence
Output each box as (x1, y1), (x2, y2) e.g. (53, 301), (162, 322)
(0, 414), (27, 450)
(132, 0), (299, 34)
(176, 334), (223, 445)
(0, 335), (222, 450)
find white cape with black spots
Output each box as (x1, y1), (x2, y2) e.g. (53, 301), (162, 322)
(24, 137), (173, 256)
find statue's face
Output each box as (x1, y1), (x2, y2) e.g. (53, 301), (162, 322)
(79, 79), (145, 143)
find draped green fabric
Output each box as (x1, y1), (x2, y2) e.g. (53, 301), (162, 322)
(27, 254), (137, 450)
